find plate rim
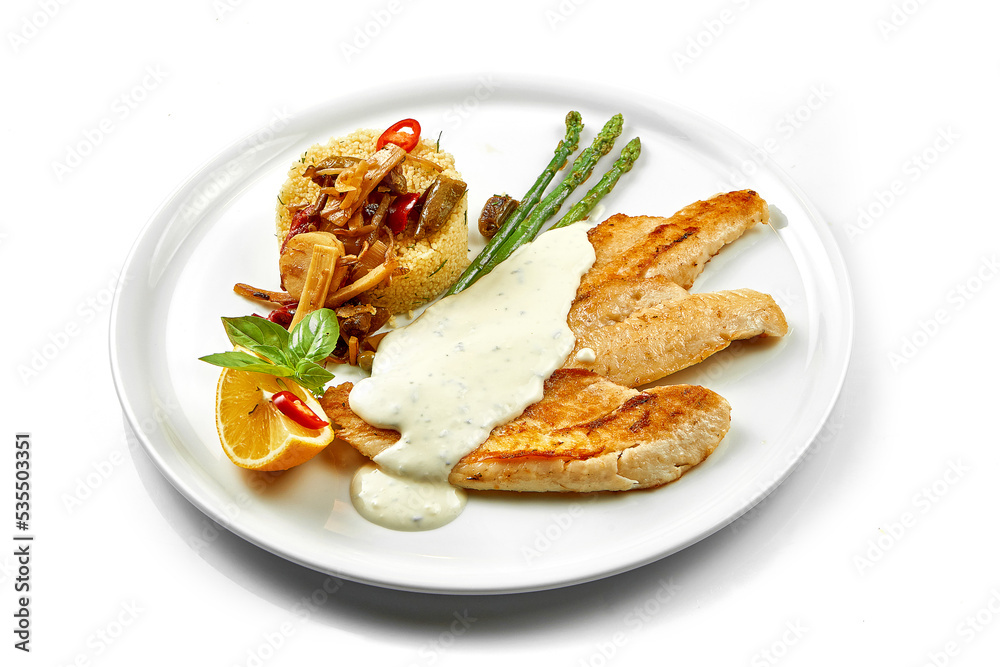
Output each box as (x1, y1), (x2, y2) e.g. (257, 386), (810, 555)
(109, 75), (854, 594)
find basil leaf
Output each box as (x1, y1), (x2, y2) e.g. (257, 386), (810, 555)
(222, 316), (290, 352)
(294, 359), (335, 394)
(288, 309), (340, 363)
(205, 310), (338, 396)
(199, 351), (295, 376)
(252, 344), (289, 367)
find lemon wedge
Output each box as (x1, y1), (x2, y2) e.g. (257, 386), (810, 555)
(215, 365), (333, 471)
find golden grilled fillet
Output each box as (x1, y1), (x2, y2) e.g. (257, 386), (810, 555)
(563, 190), (785, 387)
(568, 275), (689, 330)
(579, 189), (769, 294)
(320, 369), (731, 492)
(564, 276), (788, 387)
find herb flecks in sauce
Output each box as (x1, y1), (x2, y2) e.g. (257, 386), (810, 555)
(348, 225), (595, 530)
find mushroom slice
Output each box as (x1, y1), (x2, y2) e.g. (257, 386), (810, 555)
(320, 144), (406, 229)
(279, 231), (343, 299)
(478, 194), (519, 239)
(415, 176), (467, 239)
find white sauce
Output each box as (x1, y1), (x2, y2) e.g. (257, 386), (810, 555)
(348, 225), (595, 531)
(575, 347), (597, 363)
(349, 463), (466, 531)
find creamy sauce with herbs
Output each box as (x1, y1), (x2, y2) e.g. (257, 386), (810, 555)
(348, 225), (595, 531)
(349, 463), (466, 531)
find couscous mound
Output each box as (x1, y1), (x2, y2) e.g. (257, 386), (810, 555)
(276, 128), (469, 314)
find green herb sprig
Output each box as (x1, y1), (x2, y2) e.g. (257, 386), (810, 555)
(199, 309), (340, 397)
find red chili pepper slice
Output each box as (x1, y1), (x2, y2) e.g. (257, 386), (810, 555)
(387, 192), (421, 234)
(267, 305), (295, 328)
(281, 206), (316, 252)
(376, 118), (421, 153)
(271, 391), (329, 429)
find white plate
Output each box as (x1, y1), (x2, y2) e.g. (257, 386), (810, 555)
(110, 78), (852, 594)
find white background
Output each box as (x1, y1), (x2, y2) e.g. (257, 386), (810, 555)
(4, 0), (999, 665)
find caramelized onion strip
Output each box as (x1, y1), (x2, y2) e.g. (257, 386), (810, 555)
(233, 283), (297, 305)
(325, 255), (397, 308)
(405, 154), (443, 172)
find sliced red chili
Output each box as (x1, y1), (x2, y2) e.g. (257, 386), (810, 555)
(266, 305), (295, 328)
(376, 118), (421, 153)
(271, 391), (329, 430)
(387, 192), (421, 234)
(282, 206), (316, 252)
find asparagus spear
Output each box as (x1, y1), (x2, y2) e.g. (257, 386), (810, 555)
(481, 113), (624, 275)
(548, 137), (641, 232)
(446, 111), (584, 295)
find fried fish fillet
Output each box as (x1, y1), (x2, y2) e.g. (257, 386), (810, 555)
(564, 277), (788, 387)
(319, 369), (731, 492)
(568, 276), (689, 331)
(564, 190), (785, 387)
(320, 190), (775, 493)
(579, 189), (769, 294)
